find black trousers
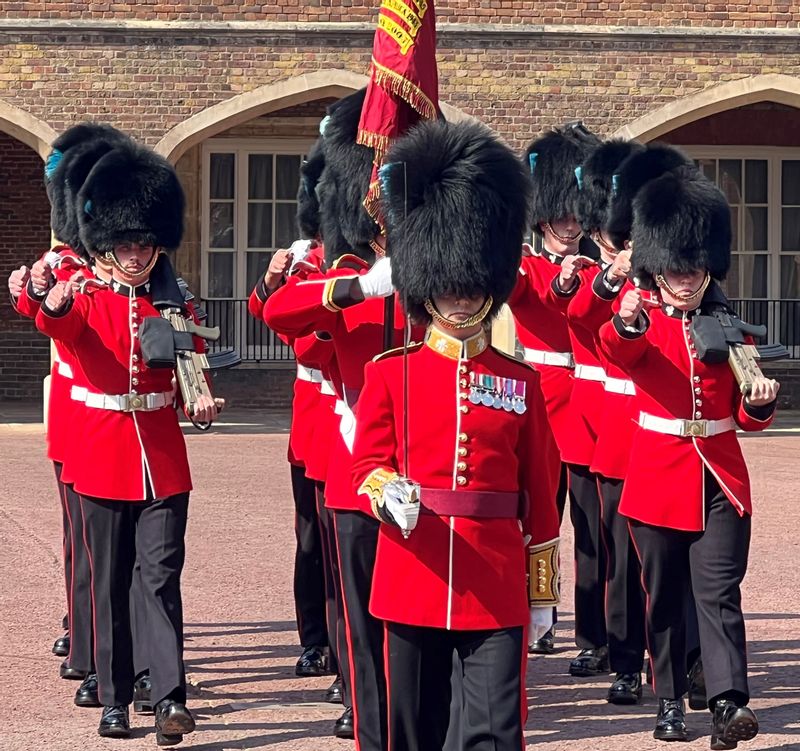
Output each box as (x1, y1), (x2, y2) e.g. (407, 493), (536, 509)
(54, 463), (73, 632)
(567, 464), (607, 649)
(80, 493), (189, 707)
(598, 476), (646, 673)
(334, 510), (386, 751)
(629, 472), (751, 704)
(131, 563), (149, 680)
(552, 462), (568, 627)
(385, 622), (525, 751)
(291, 464), (328, 650)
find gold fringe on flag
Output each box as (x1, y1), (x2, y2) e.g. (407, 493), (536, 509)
(356, 129), (393, 162)
(363, 178), (384, 227)
(371, 59), (438, 121)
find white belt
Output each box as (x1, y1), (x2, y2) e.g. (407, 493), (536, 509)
(574, 364), (607, 382)
(334, 399), (356, 453)
(523, 348), (574, 368)
(56, 361), (74, 379)
(297, 364), (324, 383)
(604, 376), (636, 396)
(638, 412), (736, 439)
(319, 379), (336, 396)
(71, 385), (174, 413)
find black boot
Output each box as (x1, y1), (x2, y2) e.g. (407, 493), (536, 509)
(653, 698), (689, 742)
(569, 646), (610, 676)
(529, 628), (556, 655)
(325, 676), (343, 704)
(133, 673), (154, 714)
(154, 699), (196, 746)
(688, 657), (707, 711)
(74, 673), (101, 708)
(710, 700), (758, 750)
(59, 659), (86, 681)
(334, 706), (354, 739)
(295, 645), (327, 677)
(52, 632), (70, 657)
(608, 672), (643, 705)
(98, 705), (131, 738)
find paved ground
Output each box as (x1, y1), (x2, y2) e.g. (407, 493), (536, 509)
(0, 406), (799, 750)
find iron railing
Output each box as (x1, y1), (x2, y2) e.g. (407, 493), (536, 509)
(203, 297), (799, 363)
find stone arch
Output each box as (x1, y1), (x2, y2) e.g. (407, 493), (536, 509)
(0, 99), (56, 158)
(615, 74), (800, 143)
(156, 68), (469, 163)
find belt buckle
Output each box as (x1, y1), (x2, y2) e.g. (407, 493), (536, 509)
(683, 419), (707, 438)
(127, 393), (144, 412)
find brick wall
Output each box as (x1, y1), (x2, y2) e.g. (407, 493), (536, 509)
(0, 132), (52, 400)
(0, 2), (797, 27)
(211, 365), (295, 410)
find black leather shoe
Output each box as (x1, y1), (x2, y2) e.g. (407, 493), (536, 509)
(608, 672), (643, 705)
(325, 677), (343, 704)
(688, 657), (707, 711)
(710, 701), (758, 750)
(133, 673), (154, 714)
(59, 659), (87, 680)
(52, 632), (70, 657)
(569, 646), (610, 676)
(653, 698), (689, 742)
(155, 699), (196, 746)
(75, 673), (101, 708)
(295, 645), (328, 677)
(98, 705), (131, 738)
(334, 706), (354, 739)
(529, 628), (556, 655)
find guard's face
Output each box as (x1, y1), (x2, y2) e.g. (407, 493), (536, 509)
(114, 243), (156, 276)
(432, 293), (487, 323)
(541, 216), (582, 256)
(659, 268), (707, 310)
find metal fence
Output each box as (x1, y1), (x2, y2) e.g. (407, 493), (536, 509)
(203, 297), (799, 363)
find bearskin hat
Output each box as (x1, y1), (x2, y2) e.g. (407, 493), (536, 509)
(296, 138), (325, 240)
(525, 122), (600, 234)
(380, 119), (531, 322)
(605, 143), (695, 250)
(630, 170), (731, 289)
(77, 139), (185, 255)
(575, 139), (644, 236)
(318, 89), (379, 263)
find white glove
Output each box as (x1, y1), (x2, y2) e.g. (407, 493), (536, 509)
(288, 239), (313, 274)
(528, 606), (554, 646)
(382, 476), (421, 534)
(358, 256), (395, 299)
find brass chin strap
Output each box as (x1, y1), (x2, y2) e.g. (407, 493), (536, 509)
(103, 248), (161, 283)
(423, 296), (494, 330)
(593, 231), (619, 257)
(655, 272), (711, 303)
(543, 222), (584, 244)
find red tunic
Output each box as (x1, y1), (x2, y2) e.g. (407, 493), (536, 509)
(598, 306), (774, 531)
(351, 328), (561, 630)
(36, 282), (193, 501)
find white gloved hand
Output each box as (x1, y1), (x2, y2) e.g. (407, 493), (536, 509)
(382, 476), (421, 534)
(528, 606), (554, 646)
(358, 256), (395, 299)
(288, 239), (313, 273)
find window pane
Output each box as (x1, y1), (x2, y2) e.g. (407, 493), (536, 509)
(248, 203), (273, 248)
(743, 207), (767, 252)
(722, 255), (739, 298)
(729, 206), (739, 252)
(248, 155), (273, 200)
(782, 207), (800, 252)
(209, 202), (234, 248)
(696, 158), (716, 183)
(207, 252), (234, 298)
(246, 251), (272, 292)
(719, 160), (742, 204)
(276, 203), (298, 248)
(210, 153), (235, 200)
(780, 255), (800, 298)
(744, 160), (768, 204)
(782, 160), (800, 205)
(276, 154), (302, 200)
(739, 254), (768, 298)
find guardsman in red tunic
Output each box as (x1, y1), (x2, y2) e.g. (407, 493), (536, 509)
(598, 166), (778, 747)
(36, 134), (213, 745)
(509, 125), (611, 670)
(351, 119), (561, 751)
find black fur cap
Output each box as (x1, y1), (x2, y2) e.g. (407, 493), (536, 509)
(575, 139), (644, 235)
(631, 170), (731, 289)
(524, 123), (600, 234)
(380, 119), (531, 322)
(605, 143), (695, 250)
(296, 138), (325, 240)
(318, 89), (379, 263)
(77, 139), (185, 255)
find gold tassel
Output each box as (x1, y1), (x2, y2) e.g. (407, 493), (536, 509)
(371, 59), (438, 121)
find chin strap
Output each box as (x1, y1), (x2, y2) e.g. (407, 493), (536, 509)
(655, 272), (711, 304)
(103, 247), (161, 284)
(423, 296), (493, 331)
(543, 222), (583, 245)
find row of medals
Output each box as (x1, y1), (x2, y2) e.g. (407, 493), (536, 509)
(468, 373), (527, 414)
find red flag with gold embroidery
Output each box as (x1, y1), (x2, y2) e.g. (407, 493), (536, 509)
(357, 0), (440, 225)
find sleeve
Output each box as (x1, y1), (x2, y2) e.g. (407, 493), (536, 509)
(519, 371), (562, 607)
(11, 279), (46, 319)
(567, 267), (621, 332)
(35, 292), (89, 343)
(247, 277), (272, 320)
(350, 361), (401, 520)
(735, 395), (777, 431)
(598, 312), (652, 371)
(293, 332), (335, 370)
